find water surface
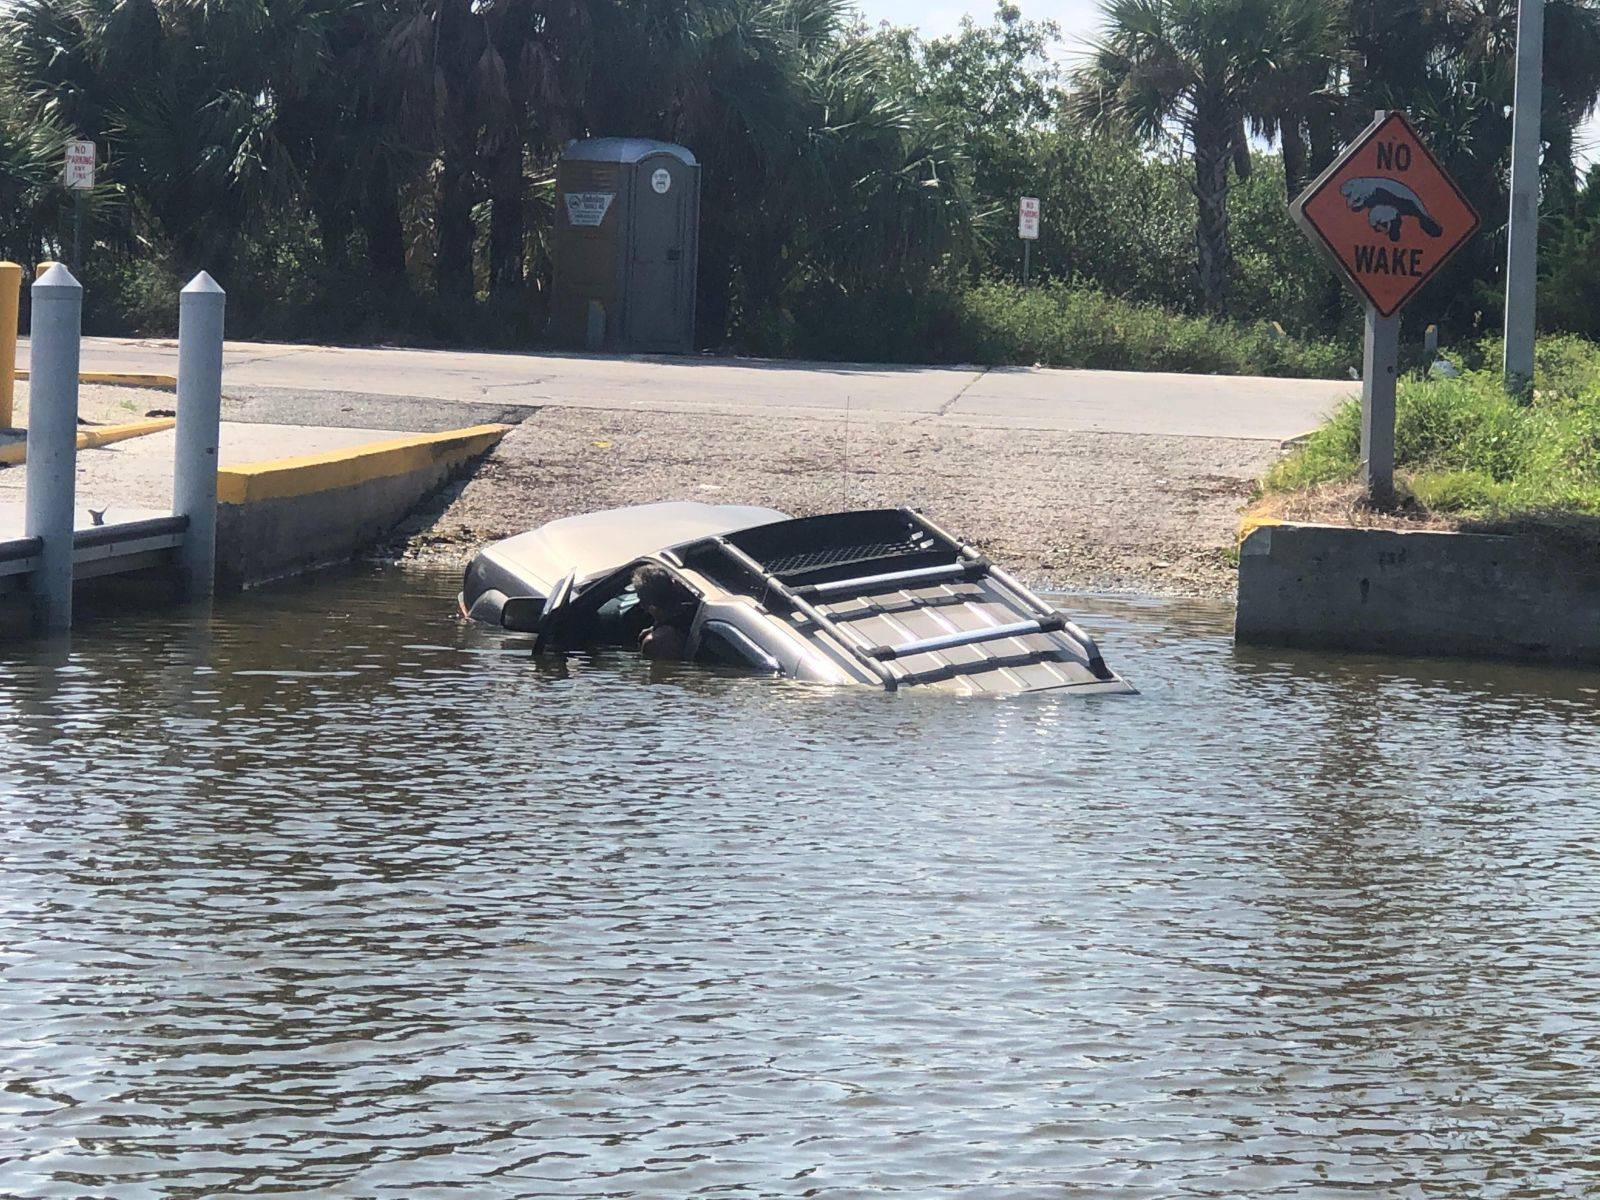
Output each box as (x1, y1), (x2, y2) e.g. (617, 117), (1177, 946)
(2, 567), (1598, 1197)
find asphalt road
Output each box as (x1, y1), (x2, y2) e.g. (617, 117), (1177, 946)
(19, 337), (1355, 442)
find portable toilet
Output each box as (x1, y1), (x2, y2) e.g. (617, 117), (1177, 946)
(550, 138), (700, 354)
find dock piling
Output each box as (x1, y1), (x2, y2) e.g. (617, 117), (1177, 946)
(173, 272), (225, 598)
(25, 265), (82, 631)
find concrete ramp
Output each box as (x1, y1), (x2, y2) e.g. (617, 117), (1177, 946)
(215, 424), (508, 587)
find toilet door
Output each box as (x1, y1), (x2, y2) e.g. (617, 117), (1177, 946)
(625, 157), (688, 350)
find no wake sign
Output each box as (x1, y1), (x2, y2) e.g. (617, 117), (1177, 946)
(1292, 112), (1479, 318)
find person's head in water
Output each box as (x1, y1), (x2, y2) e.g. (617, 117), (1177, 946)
(632, 564), (694, 625)
(632, 564), (695, 661)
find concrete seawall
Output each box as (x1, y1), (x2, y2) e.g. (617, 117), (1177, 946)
(1236, 521), (1600, 663)
(216, 424), (507, 588)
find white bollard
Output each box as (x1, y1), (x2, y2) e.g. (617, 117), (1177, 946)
(24, 265), (82, 631)
(173, 271), (225, 598)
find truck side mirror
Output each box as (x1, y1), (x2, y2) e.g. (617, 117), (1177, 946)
(500, 596), (546, 632)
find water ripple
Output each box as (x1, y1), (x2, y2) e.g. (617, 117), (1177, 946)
(0, 568), (1597, 1196)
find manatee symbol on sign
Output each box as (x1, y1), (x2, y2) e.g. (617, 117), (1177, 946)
(1338, 177), (1444, 243)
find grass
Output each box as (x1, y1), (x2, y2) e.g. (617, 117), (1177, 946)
(952, 282), (1351, 378)
(757, 279), (1355, 377)
(1263, 334), (1600, 521)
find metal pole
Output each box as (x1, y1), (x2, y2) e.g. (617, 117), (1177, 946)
(0, 262), (20, 429)
(1023, 240), (1031, 287)
(1503, 0), (1544, 398)
(25, 264), (82, 631)
(1361, 303), (1399, 509)
(173, 271), (225, 598)
(72, 195), (85, 275)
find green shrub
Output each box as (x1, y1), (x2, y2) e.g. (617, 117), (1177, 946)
(1410, 469), (1509, 511)
(1264, 400), (1362, 491)
(747, 278), (1353, 377)
(1533, 334), (1600, 400)
(1266, 335), (1600, 516)
(949, 281), (1349, 377)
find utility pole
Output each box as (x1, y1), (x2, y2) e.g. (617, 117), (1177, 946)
(1503, 0), (1544, 398)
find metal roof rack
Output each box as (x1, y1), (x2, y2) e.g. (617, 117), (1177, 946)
(710, 534), (903, 690)
(710, 508), (1113, 688)
(905, 510), (1111, 680)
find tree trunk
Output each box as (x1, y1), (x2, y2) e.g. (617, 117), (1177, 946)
(487, 141), (524, 305)
(1307, 105), (1341, 180)
(436, 136), (475, 303)
(433, 0), (476, 304)
(1542, 118), (1578, 215)
(1280, 113), (1309, 198)
(696, 226), (731, 349)
(363, 175), (408, 283)
(1191, 107), (1235, 313)
(310, 172), (352, 276)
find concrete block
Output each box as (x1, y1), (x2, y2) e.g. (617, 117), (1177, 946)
(1236, 522), (1600, 663)
(215, 424), (507, 588)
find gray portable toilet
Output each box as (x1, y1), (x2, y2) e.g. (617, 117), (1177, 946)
(550, 138), (700, 354)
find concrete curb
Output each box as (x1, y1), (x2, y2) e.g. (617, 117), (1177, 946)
(14, 370), (178, 389)
(215, 423), (509, 587)
(0, 417), (176, 466)
(1236, 520), (1600, 663)
(217, 423), (508, 504)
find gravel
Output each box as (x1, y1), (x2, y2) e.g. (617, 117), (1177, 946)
(7, 380), (175, 429)
(391, 407), (1273, 598)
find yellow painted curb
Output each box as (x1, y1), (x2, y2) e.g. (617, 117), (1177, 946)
(217, 424), (510, 505)
(0, 417), (175, 466)
(13, 370), (178, 389)
(1238, 514), (1283, 543)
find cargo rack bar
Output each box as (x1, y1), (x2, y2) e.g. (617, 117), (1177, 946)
(711, 534), (902, 691)
(793, 560), (984, 600)
(904, 509), (1113, 680)
(867, 615), (1065, 661)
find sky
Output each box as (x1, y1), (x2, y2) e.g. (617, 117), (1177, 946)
(856, 0), (1600, 169)
(859, 0), (1101, 55)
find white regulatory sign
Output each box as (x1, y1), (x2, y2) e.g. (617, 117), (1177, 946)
(1018, 196), (1040, 240)
(651, 168), (672, 195)
(563, 191), (615, 227)
(64, 139), (96, 190)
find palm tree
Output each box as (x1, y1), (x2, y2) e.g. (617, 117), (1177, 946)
(1073, 0), (1342, 311)
(0, 78), (71, 265)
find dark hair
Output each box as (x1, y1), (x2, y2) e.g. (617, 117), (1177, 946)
(632, 563), (691, 609)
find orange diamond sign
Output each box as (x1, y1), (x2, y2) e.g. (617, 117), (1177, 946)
(1292, 111), (1479, 318)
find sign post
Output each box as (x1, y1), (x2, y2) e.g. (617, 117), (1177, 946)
(1503, 0), (1544, 397)
(63, 139), (95, 273)
(1361, 306), (1400, 508)
(1018, 196), (1039, 285)
(1291, 110), (1479, 507)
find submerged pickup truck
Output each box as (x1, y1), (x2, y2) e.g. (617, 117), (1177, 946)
(460, 502), (1135, 698)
